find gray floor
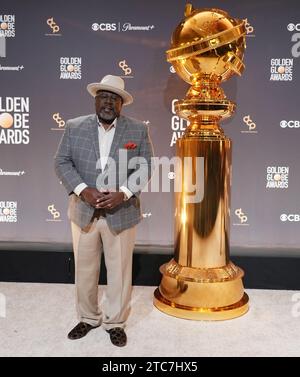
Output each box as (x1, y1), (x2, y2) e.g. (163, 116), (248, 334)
(0, 283), (299, 357)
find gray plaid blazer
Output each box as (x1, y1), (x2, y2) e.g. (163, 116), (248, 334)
(54, 114), (154, 233)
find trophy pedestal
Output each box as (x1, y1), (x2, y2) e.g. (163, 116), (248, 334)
(153, 135), (249, 321)
(154, 259), (249, 320)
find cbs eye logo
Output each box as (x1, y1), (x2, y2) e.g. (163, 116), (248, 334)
(287, 23), (300, 32)
(280, 214), (300, 222)
(91, 23), (117, 31)
(280, 120), (300, 128)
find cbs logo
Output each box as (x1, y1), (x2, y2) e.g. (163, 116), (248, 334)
(280, 214), (300, 222)
(92, 23), (117, 31)
(287, 23), (300, 31)
(280, 120), (300, 128)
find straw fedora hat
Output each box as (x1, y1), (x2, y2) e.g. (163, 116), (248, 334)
(86, 74), (133, 105)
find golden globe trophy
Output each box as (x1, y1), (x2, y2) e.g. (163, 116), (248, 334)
(154, 4), (249, 320)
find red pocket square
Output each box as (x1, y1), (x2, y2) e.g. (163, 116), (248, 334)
(124, 142), (137, 150)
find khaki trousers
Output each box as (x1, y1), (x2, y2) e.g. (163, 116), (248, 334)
(71, 217), (136, 330)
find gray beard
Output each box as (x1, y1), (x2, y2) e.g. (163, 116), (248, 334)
(97, 114), (117, 125)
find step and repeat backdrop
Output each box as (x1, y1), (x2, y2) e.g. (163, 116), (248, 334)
(0, 0), (300, 253)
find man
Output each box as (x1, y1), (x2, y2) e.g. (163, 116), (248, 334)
(54, 75), (154, 347)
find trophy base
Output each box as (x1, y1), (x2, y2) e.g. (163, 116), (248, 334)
(154, 289), (249, 321)
(153, 260), (249, 321)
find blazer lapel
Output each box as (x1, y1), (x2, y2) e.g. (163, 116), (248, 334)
(91, 114), (100, 164)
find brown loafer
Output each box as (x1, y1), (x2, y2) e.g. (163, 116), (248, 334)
(68, 322), (99, 340)
(106, 327), (127, 347)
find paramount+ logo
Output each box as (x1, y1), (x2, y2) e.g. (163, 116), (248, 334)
(280, 120), (300, 129)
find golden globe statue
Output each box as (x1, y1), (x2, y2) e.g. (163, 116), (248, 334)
(154, 4), (249, 320)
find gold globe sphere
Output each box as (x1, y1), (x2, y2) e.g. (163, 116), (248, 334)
(167, 5), (246, 84)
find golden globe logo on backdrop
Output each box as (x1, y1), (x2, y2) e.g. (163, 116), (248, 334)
(0, 201), (17, 223)
(170, 99), (189, 147)
(0, 97), (30, 144)
(0, 15), (15, 58)
(60, 57), (82, 79)
(270, 58), (293, 81)
(266, 167), (289, 189)
(0, 15), (15, 37)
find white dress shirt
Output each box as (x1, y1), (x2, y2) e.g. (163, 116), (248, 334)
(74, 117), (133, 199)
